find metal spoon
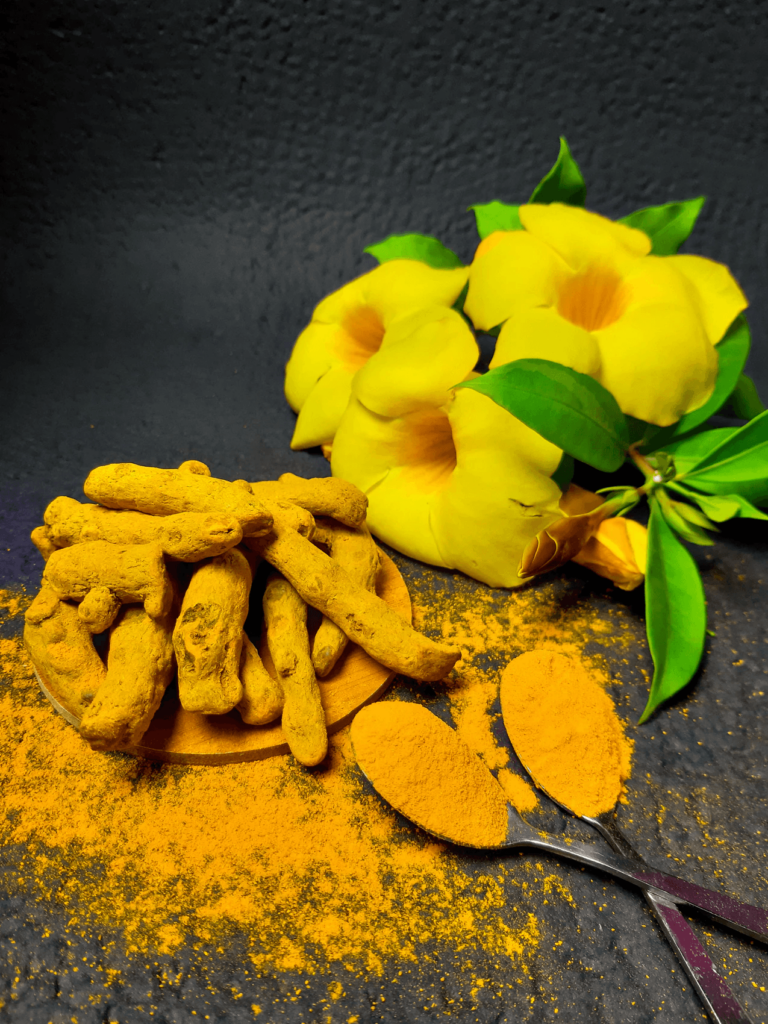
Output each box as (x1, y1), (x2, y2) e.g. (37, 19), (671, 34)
(498, 694), (754, 1022)
(350, 702), (768, 944)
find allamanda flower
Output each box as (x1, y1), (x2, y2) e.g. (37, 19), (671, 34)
(285, 260), (467, 449)
(464, 203), (747, 426)
(330, 308), (565, 588)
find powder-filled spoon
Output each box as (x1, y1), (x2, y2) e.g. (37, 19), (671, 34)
(500, 650), (755, 1024)
(350, 701), (768, 944)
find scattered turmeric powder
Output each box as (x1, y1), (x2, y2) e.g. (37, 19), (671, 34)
(500, 650), (633, 818)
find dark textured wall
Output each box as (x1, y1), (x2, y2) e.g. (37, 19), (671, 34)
(2, 3), (768, 1022)
(2, 0), (768, 493)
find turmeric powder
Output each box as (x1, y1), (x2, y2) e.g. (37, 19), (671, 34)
(351, 701), (510, 848)
(500, 650), (633, 818)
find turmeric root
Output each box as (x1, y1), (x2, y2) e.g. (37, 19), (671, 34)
(173, 547), (251, 714)
(45, 496), (243, 561)
(263, 574), (327, 766)
(250, 520), (460, 682)
(311, 519), (381, 677)
(237, 632), (284, 725)
(83, 463), (274, 537)
(23, 589), (106, 715)
(30, 525), (59, 561)
(249, 473), (367, 529)
(43, 540), (173, 623)
(79, 603), (176, 751)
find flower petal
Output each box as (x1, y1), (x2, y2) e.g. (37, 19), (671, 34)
(594, 301), (717, 425)
(490, 306), (602, 376)
(665, 254), (748, 343)
(285, 322), (341, 412)
(430, 389), (563, 587)
(331, 397), (447, 566)
(354, 307), (479, 418)
(519, 203), (651, 270)
(359, 260), (468, 319)
(465, 232), (566, 331)
(290, 364), (355, 450)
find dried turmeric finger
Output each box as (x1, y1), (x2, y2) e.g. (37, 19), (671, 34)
(83, 463), (274, 537)
(23, 589), (106, 715)
(43, 540), (172, 621)
(263, 574), (327, 766)
(237, 632), (284, 726)
(31, 525), (59, 561)
(311, 519), (380, 677)
(173, 547), (251, 714)
(249, 474), (367, 528)
(79, 603), (176, 752)
(45, 496), (243, 561)
(250, 520), (460, 682)
(78, 586), (122, 633)
(178, 460), (211, 475)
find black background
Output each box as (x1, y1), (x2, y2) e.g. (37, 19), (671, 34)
(2, 2), (768, 1022)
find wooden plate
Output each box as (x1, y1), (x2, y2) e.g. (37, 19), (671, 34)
(33, 549), (410, 765)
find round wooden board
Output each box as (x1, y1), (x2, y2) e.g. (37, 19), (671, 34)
(33, 549), (411, 765)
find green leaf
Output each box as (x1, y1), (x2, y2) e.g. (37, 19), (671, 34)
(642, 315), (751, 452)
(457, 358), (629, 472)
(660, 427), (739, 475)
(727, 373), (766, 420)
(468, 201), (522, 240)
(672, 500), (718, 533)
(551, 453), (575, 492)
(639, 500), (707, 723)
(364, 233), (463, 269)
(618, 197), (705, 255)
(680, 410), (768, 503)
(529, 137), (586, 207)
(668, 486), (768, 522)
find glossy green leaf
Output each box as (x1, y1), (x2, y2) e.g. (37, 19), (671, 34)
(679, 410), (768, 502)
(457, 359), (629, 472)
(639, 500), (707, 723)
(618, 197), (705, 255)
(529, 137), (586, 207)
(642, 316), (751, 452)
(364, 233), (463, 269)
(551, 453), (575, 492)
(673, 501), (718, 532)
(668, 486), (768, 522)
(469, 201), (522, 240)
(728, 373), (766, 420)
(660, 427), (739, 475)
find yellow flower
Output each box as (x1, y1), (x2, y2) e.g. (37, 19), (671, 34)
(464, 203), (747, 426)
(330, 313), (564, 588)
(284, 260), (468, 449)
(572, 517), (648, 591)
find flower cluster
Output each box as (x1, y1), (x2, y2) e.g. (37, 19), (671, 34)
(283, 143), (748, 593)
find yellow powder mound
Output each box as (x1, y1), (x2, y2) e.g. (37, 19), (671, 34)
(351, 702), (509, 848)
(501, 650), (634, 818)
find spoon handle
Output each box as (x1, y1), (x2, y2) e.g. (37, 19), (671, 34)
(518, 834), (768, 943)
(647, 892), (756, 1024)
(586, 815), (755, 1024)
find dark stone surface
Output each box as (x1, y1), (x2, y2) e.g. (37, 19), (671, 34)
(2, 1), (768, 1021)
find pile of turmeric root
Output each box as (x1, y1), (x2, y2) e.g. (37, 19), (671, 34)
(24, 461), (461, 766)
